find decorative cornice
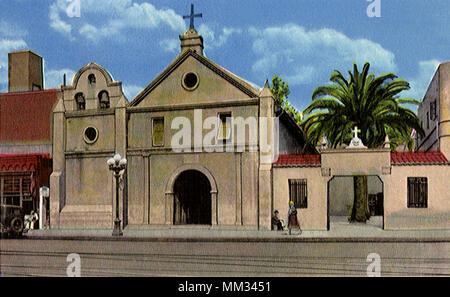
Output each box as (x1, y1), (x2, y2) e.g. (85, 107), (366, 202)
(127, 98), (258, 113)
(65, 109), (115, 118)
(65, 150), (115, 158)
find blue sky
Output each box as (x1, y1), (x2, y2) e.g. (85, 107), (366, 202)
(1, 0), (448, 112)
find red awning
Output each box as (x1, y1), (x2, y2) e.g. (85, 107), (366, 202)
(0, 154), (50, 172)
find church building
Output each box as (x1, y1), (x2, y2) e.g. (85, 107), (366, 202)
(49, 18), (315, 230)
(48, 10), (449, 232)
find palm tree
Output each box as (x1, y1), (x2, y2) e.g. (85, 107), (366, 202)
(301, 62), (424, 150)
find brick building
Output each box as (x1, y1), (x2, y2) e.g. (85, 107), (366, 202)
(0, 50), (58, 222)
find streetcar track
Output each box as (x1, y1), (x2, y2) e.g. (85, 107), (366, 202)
(2, 240), (448, 277)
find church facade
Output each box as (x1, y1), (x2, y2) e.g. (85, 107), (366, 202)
(49, 27), (315, 230)
(48, 26), (449, 232)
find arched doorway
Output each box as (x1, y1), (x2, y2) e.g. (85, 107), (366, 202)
(173, 170), (212, 225)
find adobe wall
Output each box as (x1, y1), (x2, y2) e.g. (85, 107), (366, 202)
(273, 166), (327, 230)
(384, 164), (450, 230)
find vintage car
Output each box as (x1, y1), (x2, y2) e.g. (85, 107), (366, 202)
(0, 204), (25, 238)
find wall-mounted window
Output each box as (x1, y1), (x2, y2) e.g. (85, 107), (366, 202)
(407, 177), (428, 208)
(181, 72), (199, 91)
(289, 179), (307, 208)
(217, 112), (232, 141)
(152, 118), (164, 146)
(426, 112), (429, 129)
(0, 174), (33, 207)
(83, 126), (99, 144)
(430, 100), (437, 121)
(75, 92), (85, 110)
(88, 74), (96, 86)
(98, 90), (110, 109)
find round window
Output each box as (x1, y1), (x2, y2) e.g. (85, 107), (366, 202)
(182, 72), (199, 90)
(83, 126), (98, 144)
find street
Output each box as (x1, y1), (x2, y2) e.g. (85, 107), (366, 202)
(1, 239), (449, 276)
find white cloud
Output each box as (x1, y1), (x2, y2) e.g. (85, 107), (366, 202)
(198, 24), (242, 50)
(248, 24), (397, 86)
(0, 21), (28, 38)
(159, 38), (179, 53)
(78, 23), (122, 43)
(49, 1), (73, 38)
(49, 0), (185, 42)
(403, 59), (441, 101)
(44, 68), (76, 89)
(284, 66), (316, 85)
(122, 84), (142, 100)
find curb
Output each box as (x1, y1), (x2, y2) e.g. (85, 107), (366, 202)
(20, 234), (450, 243)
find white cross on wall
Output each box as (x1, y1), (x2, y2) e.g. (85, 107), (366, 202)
(352, 126), (361, 139)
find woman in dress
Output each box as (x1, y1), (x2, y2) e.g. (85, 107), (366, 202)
(287, 201), (301, 235)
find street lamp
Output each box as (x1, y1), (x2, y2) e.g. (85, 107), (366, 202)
(107, 153), (127, 236)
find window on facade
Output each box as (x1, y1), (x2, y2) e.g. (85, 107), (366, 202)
(152, 118), (164, 146)
(98, 90), (110, 109)
(430, 100), (437, 121)
(182, 72), (199, 91)
(288, 179), (307, 208)
(88, 74), (96, 86)
(83, 126), (98, 144)
(426, 112), (430, 129)
(0, 174), (33, 207)
(75, 92), (85, 110)
(407, 177), (428, 208)
(218, 112), (232, 141)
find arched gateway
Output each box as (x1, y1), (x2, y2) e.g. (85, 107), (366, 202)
(164, 164), (218, 225)
(174, 170), (211, 224)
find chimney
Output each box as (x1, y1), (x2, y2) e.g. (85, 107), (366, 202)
(8, 49), (44, 92)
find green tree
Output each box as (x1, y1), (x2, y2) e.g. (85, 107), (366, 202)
(301, 62), (424, 150)
(270, 75), (290, 105)
(270, 75), (302, 124)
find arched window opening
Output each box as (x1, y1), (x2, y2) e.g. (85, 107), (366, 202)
(75, 92), (85, 110)
(98, 90), (110, 109)
(88, 74), (96, 86)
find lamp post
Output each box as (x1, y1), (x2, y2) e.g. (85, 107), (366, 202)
(107, 153), (127, 236)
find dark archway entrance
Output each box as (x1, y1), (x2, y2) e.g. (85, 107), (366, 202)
(327, 175), (384, 230)
(173, 170), (212, 225)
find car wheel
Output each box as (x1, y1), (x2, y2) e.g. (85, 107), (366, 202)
(10, 217), (24, 235)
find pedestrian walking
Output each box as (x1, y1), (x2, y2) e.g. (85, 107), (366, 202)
(287, 201), (301, 235)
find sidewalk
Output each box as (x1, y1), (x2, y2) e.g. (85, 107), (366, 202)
(23, 217), (450, 242)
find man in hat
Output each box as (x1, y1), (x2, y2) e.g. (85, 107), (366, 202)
(272, 210), (284, 231)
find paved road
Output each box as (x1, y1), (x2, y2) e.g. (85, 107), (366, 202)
(1, 239), (449, 276)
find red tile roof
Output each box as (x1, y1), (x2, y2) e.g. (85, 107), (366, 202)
(0, 89), (59, 143)
(391, 151), (448, 165)
(273, 154), (321, 166)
